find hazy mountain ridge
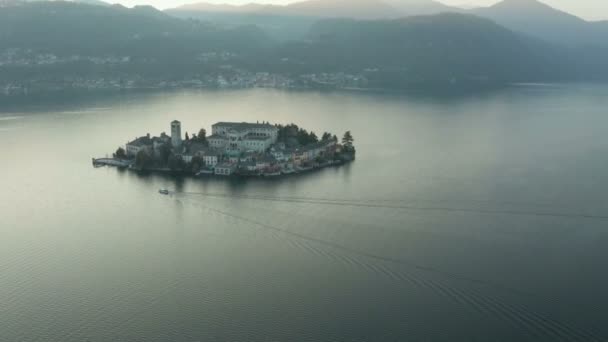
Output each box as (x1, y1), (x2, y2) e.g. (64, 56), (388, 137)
(0, 0), (108, 7)
(166, 0), (460, 40)
(383, 0), (458, 15)
(168, 0), (608, 47)
(169, 0), (459, 19)
(1, 1), (607, 94)
(471, 0), (608, 47)
(0, 2), (270, 56)
(279, 14), (576, 83)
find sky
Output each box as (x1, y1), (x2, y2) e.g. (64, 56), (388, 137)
(114, 0), (608, 21)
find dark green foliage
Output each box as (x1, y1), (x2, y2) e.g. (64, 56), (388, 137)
(342, 131), (354, 149)
(276, 124), (324, 146)
(135, 149), (153, 168)
(321, 132), (332, 141)
(189, 128), (208, 146)
(190, 156), (204, 172)
(193, 128), (208, 145)
(309, 131), (319, 143)
(158, 144), (171, 165)
(296, 128), (315, 145)
(167, 154), (186, 170)
(114, 147), (127, 159)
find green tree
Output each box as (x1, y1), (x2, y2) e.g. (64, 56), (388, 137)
(168, 154), (185, 171)
(191, 156), (204, 172)
(158, 143), (171, 165)
(321, 132), (332, 141)
(185, 132), (190, 141)
(114, 147), (127, 159)
(296, 128), (307, 145)
(197, 128), (208, 145)
(309, 131), (319, 143)
(342, 131), (354, 148)
(135, 150), (152, 168)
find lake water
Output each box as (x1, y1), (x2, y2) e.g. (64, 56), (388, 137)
(1, 85), (608, 341)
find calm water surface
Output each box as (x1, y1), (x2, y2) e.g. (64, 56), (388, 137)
(1, 86), (608, 341)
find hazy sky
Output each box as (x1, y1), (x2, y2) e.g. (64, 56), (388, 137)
(116, 0), (607, 21)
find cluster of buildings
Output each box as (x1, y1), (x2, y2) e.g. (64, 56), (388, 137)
(124, 120), (340, 176)
(208, 122), (279, 153)
(1, 47), (369, 96)
(0, 49), (131, 67)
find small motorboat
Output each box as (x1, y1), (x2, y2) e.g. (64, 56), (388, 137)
(159, 189), (170, 195)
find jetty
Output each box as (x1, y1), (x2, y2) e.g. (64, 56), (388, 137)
(92, 158), (133, 168)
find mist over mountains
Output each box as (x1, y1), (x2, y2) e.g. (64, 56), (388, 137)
(471, 0), (608, 47)
(169, 0), (608, 46)
(1, 0), (607, 94)
(169, 0), (457, 20)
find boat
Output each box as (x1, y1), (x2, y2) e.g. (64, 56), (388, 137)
(263, 171), (282, 177)
(196, 169), (214, 176)
(158, 189), (170, 195)
(296, 165), (314, 172)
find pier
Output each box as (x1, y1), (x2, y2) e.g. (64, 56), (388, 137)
(92, 158), (133, 168)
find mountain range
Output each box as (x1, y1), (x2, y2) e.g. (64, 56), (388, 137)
(471, 0), (608, 47)
(168, 0), (456, 20)
(1, 0), (607, 92)
(6, 0), (605, 47)
(168, 0), (608, 46)
(0, 0), (108, 6)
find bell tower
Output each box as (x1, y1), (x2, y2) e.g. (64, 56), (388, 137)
(171, 120), (182, 148)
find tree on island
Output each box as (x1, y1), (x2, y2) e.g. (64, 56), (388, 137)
(278, 124), (333, 147)
(342, 131), (354, 149)
(168, 154), (186, 171)
(158, 144), (171, 165)
(114, 147), (127, 159)
(195, 128), (208, 145)
(309, 131), (319, 143)
(296, 128), (317, 146)
(191, 156), (204, 172)
(135, 150), (153, 168)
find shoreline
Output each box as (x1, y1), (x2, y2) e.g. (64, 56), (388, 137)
(92, 157), (354, 179)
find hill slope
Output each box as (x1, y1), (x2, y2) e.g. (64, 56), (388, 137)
(169, 0), (461, 19)
(0, 2), (270, 57)
(472, 0), (608, 47)
(166, 0), (460, 40)
(1, 3), (607, 92)
(276, 13), (606, 85)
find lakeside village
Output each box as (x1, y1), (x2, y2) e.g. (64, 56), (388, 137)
(93, 120), (356, 177)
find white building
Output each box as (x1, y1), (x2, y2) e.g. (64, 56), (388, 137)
(171, 120), (182, 148)
(215, 163), (236, 176)
(179, 142), (221, 167)
(202, 152), (220, 167)
(208, 122), (278, 153)
(152, 133), (171, 158)
(126, 134), (152, 157)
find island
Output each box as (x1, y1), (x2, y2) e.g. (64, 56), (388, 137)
(93, 120), (355, 177)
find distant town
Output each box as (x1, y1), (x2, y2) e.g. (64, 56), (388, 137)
(93, 120), (356, 177)
(1, 49), (369, 96)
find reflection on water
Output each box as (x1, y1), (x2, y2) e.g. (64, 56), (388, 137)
(1, 85), (608, 341)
